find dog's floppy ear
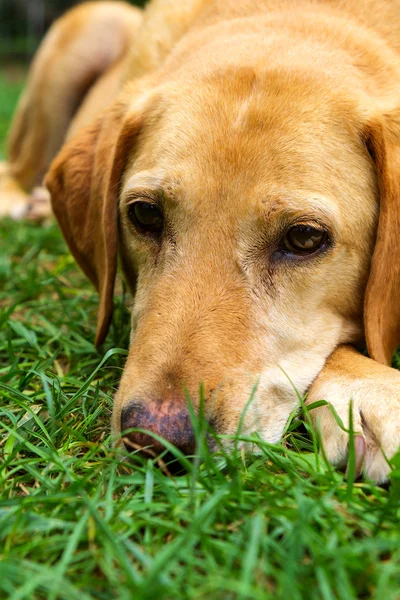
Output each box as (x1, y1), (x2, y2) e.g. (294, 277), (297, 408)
(364, 114), (400, 365)
(45, 101), (142, 346)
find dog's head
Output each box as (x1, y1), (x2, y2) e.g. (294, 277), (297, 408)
(46, 66), (400, 453)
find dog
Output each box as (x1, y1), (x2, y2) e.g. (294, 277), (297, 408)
(2, 0), (400, 482)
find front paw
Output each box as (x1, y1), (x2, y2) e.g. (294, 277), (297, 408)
(306, 347), (400, 483)
(0, 163), (30, 220)
(26, 187), (52, 223)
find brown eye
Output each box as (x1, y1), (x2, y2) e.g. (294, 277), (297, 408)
(283, 225), (328, 255)
(128, 201), (164, 237)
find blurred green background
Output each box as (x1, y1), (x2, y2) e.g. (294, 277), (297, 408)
(0, 1), (147, 157)
(0, 0), (147, 62)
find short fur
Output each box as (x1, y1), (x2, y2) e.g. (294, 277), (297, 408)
(3, 0), (400, 481)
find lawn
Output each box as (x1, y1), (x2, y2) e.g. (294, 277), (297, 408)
(0, 73), (400, 600)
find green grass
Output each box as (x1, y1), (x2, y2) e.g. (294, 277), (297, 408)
(0, 68), (25, 157)
(1, 74), (400, 600)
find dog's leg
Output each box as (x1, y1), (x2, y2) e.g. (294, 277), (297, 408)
(307, 345), (400, 482)
(0, 1), (142, 219)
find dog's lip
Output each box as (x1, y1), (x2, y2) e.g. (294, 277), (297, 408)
(120, 430), (223, 476)
(122, 435), (189, 476)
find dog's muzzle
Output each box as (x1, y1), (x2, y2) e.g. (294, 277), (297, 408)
(121, 398), (197, 458)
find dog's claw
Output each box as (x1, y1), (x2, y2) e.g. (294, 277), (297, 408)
(354, 434), (366, 478)
(345, 434), (366, 480)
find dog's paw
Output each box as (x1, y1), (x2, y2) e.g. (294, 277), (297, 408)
(26, 186), (52, 222)
(0, 163), (52, 222)
(307, 346), (400, 483)
(0, 163), (30, 219)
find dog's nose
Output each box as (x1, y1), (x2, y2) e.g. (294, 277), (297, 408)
(121, 399), (196, 457)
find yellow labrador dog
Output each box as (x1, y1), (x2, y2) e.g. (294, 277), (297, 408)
(2, 0), (400, 481)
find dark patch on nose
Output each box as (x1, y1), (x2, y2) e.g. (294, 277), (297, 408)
(121, 399), (197, 459)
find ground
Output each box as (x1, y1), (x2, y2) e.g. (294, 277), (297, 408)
(0, 68), (400, 600)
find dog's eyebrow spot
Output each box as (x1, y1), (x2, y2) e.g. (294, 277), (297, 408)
(122, 171), (167, 198)
(233, 95), (255, 131)
(257, 190), (341, 230)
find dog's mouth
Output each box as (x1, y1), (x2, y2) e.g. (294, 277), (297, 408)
(122, 434), (189, 475)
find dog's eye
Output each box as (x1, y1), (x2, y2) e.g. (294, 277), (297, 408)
(128, 201), (164, 236)
(282, 225), (328, 255)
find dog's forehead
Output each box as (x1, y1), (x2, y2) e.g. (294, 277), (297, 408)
(123, 69), (375, 223)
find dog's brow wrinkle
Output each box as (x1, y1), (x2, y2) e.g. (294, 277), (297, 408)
(123, 172), (166, 194)
(233, 97), (253, 130)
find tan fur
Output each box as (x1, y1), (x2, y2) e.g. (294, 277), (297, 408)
(307, 346), (400, 482)
(4, 0), (400, 481)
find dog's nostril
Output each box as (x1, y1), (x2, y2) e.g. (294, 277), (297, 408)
(121, 399), (197, 459)
(123, 429), (166, 456)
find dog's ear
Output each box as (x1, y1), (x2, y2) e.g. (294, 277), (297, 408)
(45, 101), (143, 346)
(364, 114), (400, 365)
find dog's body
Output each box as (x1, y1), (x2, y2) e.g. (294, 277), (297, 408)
(2, 0), (400, 481)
